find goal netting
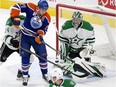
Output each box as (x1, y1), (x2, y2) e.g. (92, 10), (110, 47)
(55, 4), (116, 58)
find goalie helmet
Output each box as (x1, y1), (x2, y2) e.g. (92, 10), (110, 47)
(49, 68), (63, 83)
(72, 11), (83, 28)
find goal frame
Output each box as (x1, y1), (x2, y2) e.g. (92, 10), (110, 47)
(56, 3), (116, 56)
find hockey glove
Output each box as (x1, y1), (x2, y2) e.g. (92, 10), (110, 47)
(36, 30), (45, 36)
(35, 30), (44, 44)
(10, 38), (19, 48)
(35, 36), (43, 44)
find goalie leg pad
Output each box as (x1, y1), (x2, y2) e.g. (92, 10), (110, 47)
(82, 62), (106, 77)
(72, 58), (106, 77)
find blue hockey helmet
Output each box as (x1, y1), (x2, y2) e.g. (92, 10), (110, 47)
(38, 0), (49, 10)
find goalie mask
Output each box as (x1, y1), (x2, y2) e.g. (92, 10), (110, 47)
(49, 68), (63, 83)
(72, 11), (83, 29)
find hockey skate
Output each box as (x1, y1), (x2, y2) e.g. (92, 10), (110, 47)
(22, 76), (29, 86)
(17, 69), (30, 80)
(17, 69), (23, 79)
(42, 74), (49, 83)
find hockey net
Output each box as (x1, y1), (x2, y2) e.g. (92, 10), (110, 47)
(55, 4), (116, 58)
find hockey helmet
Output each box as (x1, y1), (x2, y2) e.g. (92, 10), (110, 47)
(38, 0), (49, 10)
(72, 11), (83, 28)
(49, 68), (63, 83)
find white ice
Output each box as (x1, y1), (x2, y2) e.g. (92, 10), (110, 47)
(0, 9), (116, 87)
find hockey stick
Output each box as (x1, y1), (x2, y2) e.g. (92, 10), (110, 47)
(20, 26), (100, 77)
(19, 46), (88, 78)
(41, 40), (75, 63)
(21, 26), (75, 64)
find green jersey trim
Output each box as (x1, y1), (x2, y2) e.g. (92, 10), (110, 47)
(6, 15), (26, 26)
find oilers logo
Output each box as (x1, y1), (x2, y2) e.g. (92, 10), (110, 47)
(30, 16), (42, 29)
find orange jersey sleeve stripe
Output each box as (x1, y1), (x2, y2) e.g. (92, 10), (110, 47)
(45, 12), (51, 23)
(27, 3), (37, 11)
(10, 7), (20, 17)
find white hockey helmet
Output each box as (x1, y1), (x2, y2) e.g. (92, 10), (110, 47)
(49, 68), (63, 83)
(72, 11), (83, 28)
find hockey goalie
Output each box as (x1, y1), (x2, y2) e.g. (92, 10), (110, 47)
(57, 11), (106, 79)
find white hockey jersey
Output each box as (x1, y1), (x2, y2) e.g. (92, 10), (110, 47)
(59, 20), (95, 52)
(3, 15), (25, 50)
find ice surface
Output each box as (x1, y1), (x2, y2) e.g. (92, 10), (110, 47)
(0, 9), (116, 87)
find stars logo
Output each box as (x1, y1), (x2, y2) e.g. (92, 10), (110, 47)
(69, 35), (83, 45)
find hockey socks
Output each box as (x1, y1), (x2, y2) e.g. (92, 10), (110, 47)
(22, 57), (30, 76)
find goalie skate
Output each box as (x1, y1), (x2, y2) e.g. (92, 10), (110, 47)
(42, 74), (49, 83)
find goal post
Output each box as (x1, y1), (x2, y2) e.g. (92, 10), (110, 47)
(56, 4), (116, 57)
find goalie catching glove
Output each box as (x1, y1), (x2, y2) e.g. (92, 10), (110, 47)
(35, 30), (44, 44)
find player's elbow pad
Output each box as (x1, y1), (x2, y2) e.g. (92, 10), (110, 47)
(10, 5), (20, 17)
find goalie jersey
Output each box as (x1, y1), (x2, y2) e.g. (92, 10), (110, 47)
(3, 15), (25, 50)
(49, 79), (76, 87)
(59, 20), (95, 53)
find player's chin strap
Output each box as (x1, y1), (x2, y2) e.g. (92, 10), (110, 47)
(19, 46), (88, 78)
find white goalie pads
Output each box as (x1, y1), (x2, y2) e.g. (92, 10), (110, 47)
(72, 58), (106, 78)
